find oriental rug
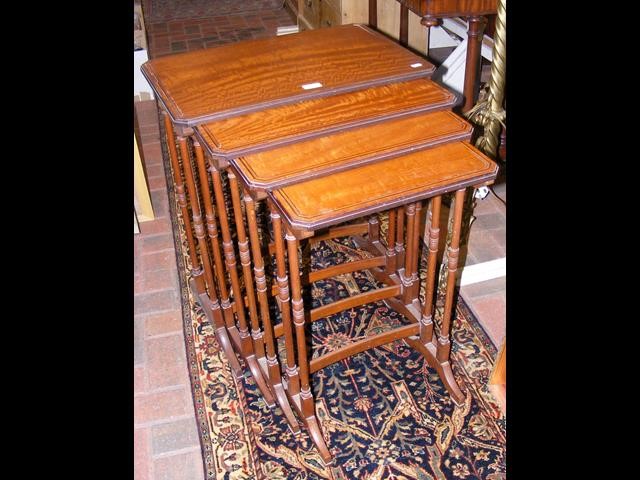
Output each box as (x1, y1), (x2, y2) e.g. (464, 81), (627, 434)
(163, 133), (507, 480)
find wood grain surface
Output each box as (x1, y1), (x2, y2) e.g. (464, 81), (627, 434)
(141, 24), (435, 126)
(195, 79), (458, 160)
(269, 142), (498, 232)
(231, 110), (472, 191)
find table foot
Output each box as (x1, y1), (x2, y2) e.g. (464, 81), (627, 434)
(303, 415), (333, 465)
(190, 277), (244, 379)
(405, 337), (465, 405)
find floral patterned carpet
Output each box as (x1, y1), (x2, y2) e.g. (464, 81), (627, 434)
(164, 137), (506, 479)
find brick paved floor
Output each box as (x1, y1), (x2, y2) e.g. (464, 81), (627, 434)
(134, 2), (506, 478)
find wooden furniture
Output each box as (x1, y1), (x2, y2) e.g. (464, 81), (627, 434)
(194, 80), (488, 461)
(228, 109), (472, 191)
(141, 24), (434, 126)
(298, 0), (428, 53)
(257, 141), (498, 462)
(194, 101), (493, 463)
(142, 24), (500, 464)
(194, 79), (458, 161)
(408, 0), (498, 111)
(296, 1), (497, 111)
(141, 24), (437, 431)
(190, 80), (460, 433)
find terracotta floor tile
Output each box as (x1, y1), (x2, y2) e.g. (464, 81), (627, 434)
(150, 417), (200, 456)
(134, 427), (152, 480)
(145, 310), (184, 337)
(134, 290), (180, 316)
(135, 388), (191, 425)
(153, 450), (204, 480)
(146, 334), (189, 389)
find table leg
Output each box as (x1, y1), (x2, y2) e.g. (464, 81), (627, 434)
(192, 142), (243, 378)
(286, 229), (333, 465)
(385, 209), (397, 271)
(244, 193), (300, 433)
(402, 203), (417, 305)
(395, 207), (406, 270)
(462, 16), (488, 113)
(435, 188), (466, 404)
(271, 206), (301, 399)
(162, 112), (204, 293)
(211, 168), (276, 408)
(420, 195), (441, 345)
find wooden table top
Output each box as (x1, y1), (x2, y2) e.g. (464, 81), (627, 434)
(141, 24), (435, 126)
(398, 0), (497, 18)
(269, 142), (498, 233)
(194, 79), (457, 161)
(231, 110), (472, 192)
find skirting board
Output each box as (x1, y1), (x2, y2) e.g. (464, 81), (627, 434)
(458, 257), (506, 286)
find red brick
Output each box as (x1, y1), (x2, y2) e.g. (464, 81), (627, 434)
(170, 33), (203, 42)
(151, 417), (200, 455)
(199, 26), (219, 36)
(140, 141), (164, 166)
(139, 216), (172, 236)
(135, 102), (159, 127)
(143, 269), (179, 293)
(134, 290), (180, 316)
(152, 38), (171, 51)
(135, 274), (146, 295)
(473, 212), (505, 231)
(142, 250), (176, 273)
(153, 450), (204, 480)
(134, 366), (146, 395)
(153, 49), (175, 59)
(142, 233), (175, 253)
(184, 25), (200, 34)
(134, 428), (152, 480)
(168, 22), (185, 33)
(228, 16), (247, 27)
(145, 310), (184, 337)
(467, 294), (506, 347)
(147, 334), (189, 389)
(135, 388), (190, 424)
(149, 23), (168, 33)
(139, 124), (159, 136)
(148, 175), (169, 191)
(150, 190), (170, 219)
(145, 164), (164, 179)
(134, 315), (145, 365)
(467, 230), (504, 264)
(211, 15), (231, 24)
(187, 39), (205, 50)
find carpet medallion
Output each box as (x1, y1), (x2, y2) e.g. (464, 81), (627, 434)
(163, 135), (506, 479)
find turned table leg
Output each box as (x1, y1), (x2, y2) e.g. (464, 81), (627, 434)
(435, 188), (466, 404)
(286, 229), (333, 465)
(462, 16), (488, 113)
(420, 195), (441, 345)
(271, 206), (301, 399)
(244, 193), (300, 433)
(211, 168), (276, 408)
(162, 113), (205, 293)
